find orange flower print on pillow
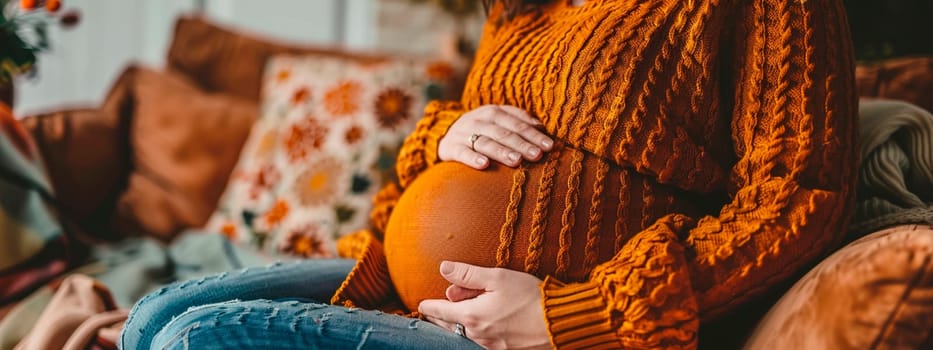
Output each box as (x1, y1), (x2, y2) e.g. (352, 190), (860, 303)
(294, 156), (345, 207)
(374, 87), (413, 129)
(344, 124), (364, 145)
(284, 116), (328, 162)
(248, 164), (281, 200)
(324, 80), (361, 117)
(276, 69), (292, 83)
(279, 224), (334, 258)
(264, 199), (290, 228)
(253, 128), (280, 159)
(291, 86), (311, 106)
(220, 222), (238, 241)
(254, 164), (280, 188)
(207, 55), (451, 258)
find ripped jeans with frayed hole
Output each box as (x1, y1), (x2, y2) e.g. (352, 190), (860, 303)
(119, 259), (482, 350)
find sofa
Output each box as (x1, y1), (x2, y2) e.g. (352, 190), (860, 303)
(3, 16), (933, 349)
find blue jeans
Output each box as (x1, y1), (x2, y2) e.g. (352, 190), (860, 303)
(120, 259), (483, 350)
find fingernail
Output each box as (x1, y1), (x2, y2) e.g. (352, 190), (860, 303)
(440, 261), (454, 275)
(476, 156), (487, 165)
(509, 152), (522, 161)
(529, 148), (540, 157)
(542, 140), (553, 149)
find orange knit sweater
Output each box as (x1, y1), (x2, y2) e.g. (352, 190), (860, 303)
(332, 0), (858, 348)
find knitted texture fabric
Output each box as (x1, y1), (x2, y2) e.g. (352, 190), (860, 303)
(849, 99), (933, 238)
(332, 0), (859, 348)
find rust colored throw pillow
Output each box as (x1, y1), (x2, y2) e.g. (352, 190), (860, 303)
(19, 67), (136, 240)
(744, 224), (933, 349)
(166, 16), (388, 102)
(112, 67), (257, 240)
(856, 56), (933, 113)
(206, 54), (453, 258)
(20, 109), (127, 240)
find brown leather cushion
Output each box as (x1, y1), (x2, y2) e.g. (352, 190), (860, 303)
(745, 224), (933, 349)
(112, 66), (257, 240)
(19, 70), (135, 240)
(856, 56), (933, 113)
(166, 16), (388, 102)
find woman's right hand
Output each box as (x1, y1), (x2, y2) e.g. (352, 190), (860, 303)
(438, 105), (554, 169)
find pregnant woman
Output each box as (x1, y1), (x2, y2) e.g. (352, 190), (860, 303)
(121, 0), (858, 348)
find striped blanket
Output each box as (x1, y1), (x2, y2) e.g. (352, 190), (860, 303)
(0, 104), (71, 305)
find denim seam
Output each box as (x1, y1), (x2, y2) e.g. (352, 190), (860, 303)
(160, 321), (200, 350)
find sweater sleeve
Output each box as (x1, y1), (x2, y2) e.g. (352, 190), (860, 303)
(539, 1), (858, 348)
(395, 100), (467, 188)
(332, 100), (466, 310)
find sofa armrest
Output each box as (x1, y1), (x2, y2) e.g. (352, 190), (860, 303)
(745, 224), (933, 349)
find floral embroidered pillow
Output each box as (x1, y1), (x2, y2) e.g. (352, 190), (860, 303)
(206, 55), (455, 258)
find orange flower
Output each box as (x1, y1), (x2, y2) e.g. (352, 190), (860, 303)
(220, 223), (237, 241)
(253, 128), (279, 159)
(254, 164), (280, 189)
(20, 0), (37, 10)
(344, 125), (364, 144)
(291, 87), (311, 105)
(293, 156), (344, 206)
(248, 163), (280, 200)
(276, 69), (291, 83)
(264, 199), (290, 227)
(373, 88), (413, 129)
(45, 0), (60, 12)
(426, 61), (455, 81)
(279, 224), (333, 258)
(324, 81), (362, 116)
(284, 116), (328, 162)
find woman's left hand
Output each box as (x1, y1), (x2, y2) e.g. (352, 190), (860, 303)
(418, 261), (552, 350)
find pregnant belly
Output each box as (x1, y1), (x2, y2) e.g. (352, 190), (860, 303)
(384, 148), (667, 311)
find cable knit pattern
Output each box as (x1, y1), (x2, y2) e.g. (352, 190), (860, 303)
(395, 100), (465, 188)
(544, 214), (699, 349)
(333, 0), (858, 348)
(367, 182), (402, 238)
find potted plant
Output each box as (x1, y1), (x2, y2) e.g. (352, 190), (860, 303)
(0, 0), (79, 105)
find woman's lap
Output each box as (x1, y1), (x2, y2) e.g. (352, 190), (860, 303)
(151, 299), (482, 349)
(119, 258), (481, 350)
(120, 259), (351, 349)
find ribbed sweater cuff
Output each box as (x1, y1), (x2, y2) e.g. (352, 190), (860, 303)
(542, 277), (619, 349)
(421, 101), (463, 165)
(330, 234), (394, 309)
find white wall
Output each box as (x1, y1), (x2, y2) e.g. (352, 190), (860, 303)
(375, 0), (484, 56)
(11, 0), (487, 116)
(13, 0), (377, 116)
